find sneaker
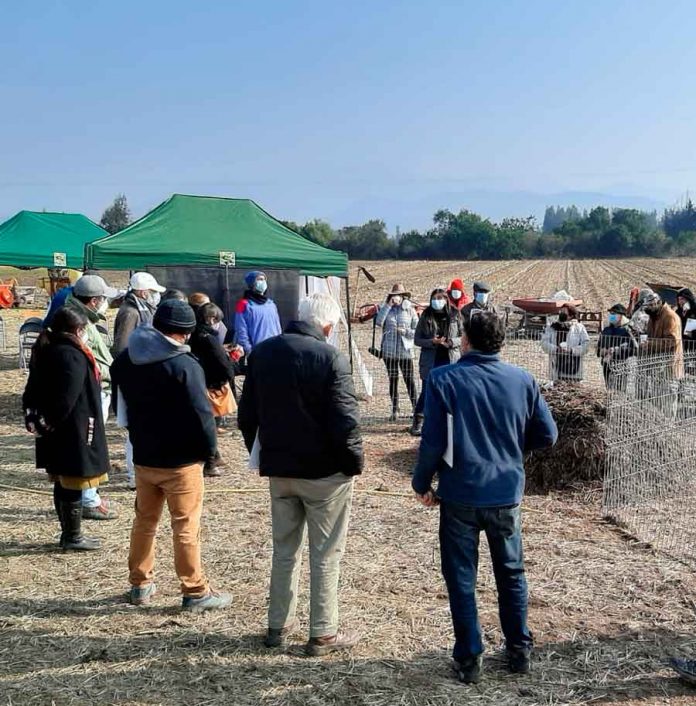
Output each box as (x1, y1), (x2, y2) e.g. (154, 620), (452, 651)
(454, 655), (483, 684)
(181, 590), (232, 613)
(129, 583), (157, 606)
(264, 619), (299, 648)
(203, 463), (222, 478)
(670, 658), (696, 685)
(82, 499), (119, 520)
(507, 646), (532, 674)
(305, 630), (359, 657)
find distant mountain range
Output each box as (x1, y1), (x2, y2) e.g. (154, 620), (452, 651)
(326, 189), (669, 233)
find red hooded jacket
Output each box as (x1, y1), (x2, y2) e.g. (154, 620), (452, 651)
(447, 279), (470, 310)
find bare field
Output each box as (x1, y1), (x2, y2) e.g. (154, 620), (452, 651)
(1, 260), (696, 705)
(349, 258), (695, 312)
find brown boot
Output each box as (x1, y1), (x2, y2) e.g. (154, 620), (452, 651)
(305, 630), (359, 657)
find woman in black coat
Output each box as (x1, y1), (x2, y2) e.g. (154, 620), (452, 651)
(189, 302), (236, 477)
(22, 307), (110, 551)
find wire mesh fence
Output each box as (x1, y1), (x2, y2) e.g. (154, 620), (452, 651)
(602, 350), (696, 566)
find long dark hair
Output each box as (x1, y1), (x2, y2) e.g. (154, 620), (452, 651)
(33, 308), (88, 360)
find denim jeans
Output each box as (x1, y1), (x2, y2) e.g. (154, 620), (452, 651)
(439, 501), (532, 661)
(81, 392), (111, 508)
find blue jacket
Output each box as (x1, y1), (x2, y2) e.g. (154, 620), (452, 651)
(234, 292), (282, 355)
(412, 351), (558, 507)
(43, 286), (72, 327)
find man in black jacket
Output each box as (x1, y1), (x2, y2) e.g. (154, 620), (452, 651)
(238, 292), (364, 656)
(111, 299), (231, 613)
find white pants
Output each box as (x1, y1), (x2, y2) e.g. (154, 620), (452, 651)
(82, 392), (111, 508)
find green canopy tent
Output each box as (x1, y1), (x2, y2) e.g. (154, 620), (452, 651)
(85, 194), (348, 277)
(85, 194), (358, 369)
(0, 210), (108, 269)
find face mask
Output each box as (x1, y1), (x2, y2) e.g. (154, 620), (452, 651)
(254, 279), (268, 294)
(147, 291), (161, 307)
(431, 298), (446, 311)
(450, 290), (462, 300)
(79, 329), (89, 343)
(391, 295), (403, 306)
(96, 298), (109, 315)
(474, 292), (489, 306)
(608, 314), (620, 326)
(211, 321), (221, 331)
(683, 302), (691, 312)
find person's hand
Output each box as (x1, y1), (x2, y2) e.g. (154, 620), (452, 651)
(397, 327), (406, 336)
(432, 336), (443, 345)
(24, 415), (36, 434)
(415, 490), (439, 507)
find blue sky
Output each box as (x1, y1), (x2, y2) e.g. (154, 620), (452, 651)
(1, 0), (695, 229)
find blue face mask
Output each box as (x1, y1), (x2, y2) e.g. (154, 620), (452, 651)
(254, 279), (268, 294)
(608, 313), (621, 326)
(431, 299), (446, 311)
(474, 291), (489, 306)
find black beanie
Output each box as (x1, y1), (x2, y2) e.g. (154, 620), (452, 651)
(153, 299), (196, 334)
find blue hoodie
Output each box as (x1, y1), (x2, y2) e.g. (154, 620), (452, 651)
(234, 293), (282, 355)
(412, 351), (558, 507)
(111, 326), (217, 468)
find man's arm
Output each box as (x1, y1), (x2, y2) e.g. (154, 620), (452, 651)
(180, 361), (217, 460)
(412, 377), (448, 495)
(326, 351), (364, 474)
(234, 306), (252, 356)
(112, 308), (138, 357)
(237, 354), (258, 453)
(525, 382), (558, 452)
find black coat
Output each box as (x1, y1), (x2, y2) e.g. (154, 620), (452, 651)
(189, 324), (235, 390)
(111, 326), (217, 468)
(22, 334), (110, 477)
(238, 320), (364, 479)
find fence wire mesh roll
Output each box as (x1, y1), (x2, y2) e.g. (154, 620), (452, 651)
(602, 347), (696, 566)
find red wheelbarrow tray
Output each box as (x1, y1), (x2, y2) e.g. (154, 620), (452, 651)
(512, 297), (584, 314)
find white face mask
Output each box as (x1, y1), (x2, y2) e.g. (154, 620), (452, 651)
(211, 321), (221, 331)
(96, 298), (109, 315)
(79, 329), (89, 343)
(683, 302), (691, 312)
(391, 295), (403, 306)
(474, 291), (489, 306)
(431, 298), (447, 311)
(451, 290), (462, 300)
(147, 291), (161, 307)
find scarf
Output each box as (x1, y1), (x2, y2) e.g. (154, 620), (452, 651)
(244, 288), (268, 305)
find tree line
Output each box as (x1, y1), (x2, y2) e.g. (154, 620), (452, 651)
(99, 194), (696, 260)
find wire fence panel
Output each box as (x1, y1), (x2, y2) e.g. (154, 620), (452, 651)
(603, 350), (696, 566)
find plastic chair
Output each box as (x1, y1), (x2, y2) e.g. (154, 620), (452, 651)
(19, 317), (44, 371)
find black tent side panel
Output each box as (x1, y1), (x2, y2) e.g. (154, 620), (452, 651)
(146, 266), (300, 333)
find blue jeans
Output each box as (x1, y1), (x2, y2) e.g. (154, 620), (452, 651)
(439, 501), (532, 661)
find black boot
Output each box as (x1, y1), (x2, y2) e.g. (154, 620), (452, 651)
(60, 500), (100, 551)
(53, 483), (66, 548)
(410, 414), (424, 436)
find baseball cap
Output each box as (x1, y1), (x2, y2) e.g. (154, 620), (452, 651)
(73, 275), (119, 299)
(130, 272), (166, 293)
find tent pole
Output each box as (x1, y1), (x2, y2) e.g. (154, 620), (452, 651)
(344, 276), (354, 373)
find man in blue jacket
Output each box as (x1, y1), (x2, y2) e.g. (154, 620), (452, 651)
(412, 311), (557, 684)
(234, 271), (282, 356)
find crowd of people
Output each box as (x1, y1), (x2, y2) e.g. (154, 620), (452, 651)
(19, 269), (696, 684)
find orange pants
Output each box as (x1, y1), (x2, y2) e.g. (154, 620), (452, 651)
(128, 463), (209, 597)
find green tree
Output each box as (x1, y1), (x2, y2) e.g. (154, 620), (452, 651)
(100, 193), (131, 234)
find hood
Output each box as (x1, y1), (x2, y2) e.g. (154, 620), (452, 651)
(127, 325), (191, 365)
(448, 279), (465, 292)
(678, 288), (696, 306)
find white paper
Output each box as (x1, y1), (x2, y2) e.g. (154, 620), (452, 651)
(686, 319), (696, 333)
(443, 413), (454, 467)
(248, 432), (261, 470)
